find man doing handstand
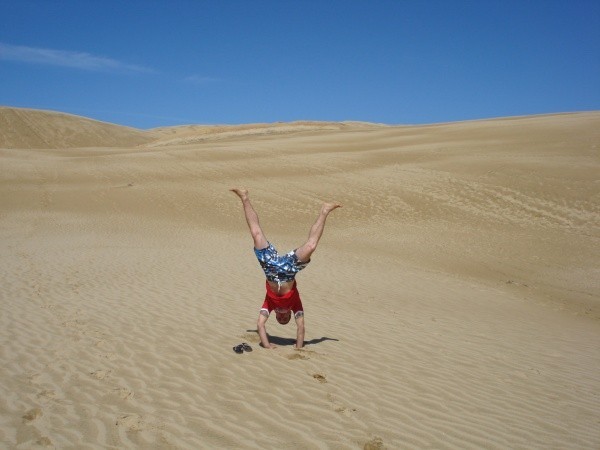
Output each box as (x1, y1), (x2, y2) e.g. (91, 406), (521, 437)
(230, 188), (341, 349)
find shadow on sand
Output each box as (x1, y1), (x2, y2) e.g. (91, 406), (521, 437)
(245, 330), (339, 347)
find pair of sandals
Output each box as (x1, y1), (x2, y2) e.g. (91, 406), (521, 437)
(233, 343), (253, 354)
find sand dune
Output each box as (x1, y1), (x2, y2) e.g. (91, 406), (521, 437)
(1, 108), (599, 449)
(0, 107), (151, 149)
(147, 121), (387, 148)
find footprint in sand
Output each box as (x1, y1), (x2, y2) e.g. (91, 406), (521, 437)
(287, 349), (318, 360)
(240, 333), (261, 344)
(363, 437), (385, 450)
(36, 436), (53, 447)
(62, 319), (85, 329)
(27, 373), (41, 385)
(312, 373), (327, 383)
(22, 408), (43, 423)
(98, 352), (118, 361)
(91, 369), (112, 380)
(94, 339), (110, 349)
(36, 390), (57, 402)
(327, 393), (357, 416)
(335, 405), (357, 416)
(114, 388), (134, 400)
(116, 414), (145, 431)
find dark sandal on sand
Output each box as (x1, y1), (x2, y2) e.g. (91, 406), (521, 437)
(241, 343), (252, 352)
(233, 344), (244, 354)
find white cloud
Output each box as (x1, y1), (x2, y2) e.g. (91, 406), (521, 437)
(0, 42), (153, 73)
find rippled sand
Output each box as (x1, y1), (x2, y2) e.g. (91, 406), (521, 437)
(1, 108), (599, 449)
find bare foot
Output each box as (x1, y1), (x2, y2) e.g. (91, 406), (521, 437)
(230, 187), (248, 200)
(322, 202), (342, 215)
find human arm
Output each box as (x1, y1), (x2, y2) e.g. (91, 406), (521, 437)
(257, 311), (276, 349)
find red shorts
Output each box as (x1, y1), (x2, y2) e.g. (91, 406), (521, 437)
(260, 280), (304, 315)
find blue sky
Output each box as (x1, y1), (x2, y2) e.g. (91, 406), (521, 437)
(1, 0), (598, 129)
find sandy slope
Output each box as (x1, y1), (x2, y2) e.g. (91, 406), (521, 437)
(0, 107), (151, 149)
(0, 108), (599, 449)
(148, 121), (387, 148)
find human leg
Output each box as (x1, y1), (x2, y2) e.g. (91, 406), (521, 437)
(230, 188), (268, 249)
(294, 202), (342, 262)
